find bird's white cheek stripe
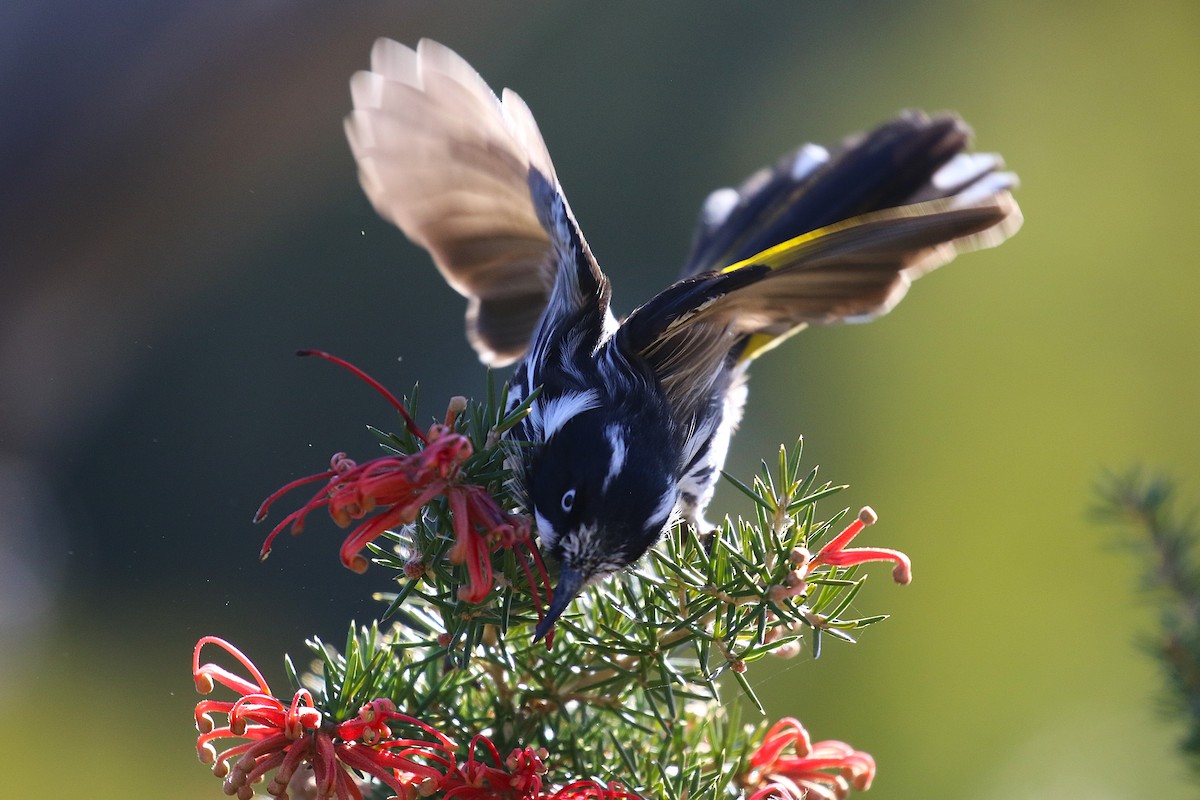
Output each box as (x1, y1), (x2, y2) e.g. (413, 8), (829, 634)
(535, 389), (602, 440)
(651, 484), (678, 530)
(603, 425), (626, 493)
(535, 511), (558, 549)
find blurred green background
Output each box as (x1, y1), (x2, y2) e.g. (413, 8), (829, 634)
(2, 1), (1197, 797)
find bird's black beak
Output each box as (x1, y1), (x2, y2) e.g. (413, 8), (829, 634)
(534, 566), (586, 641)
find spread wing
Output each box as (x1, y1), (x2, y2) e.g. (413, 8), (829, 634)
(681, 110), (1008, 278)
(621, 111), (1022, 424)
(345, 38), (606, 366)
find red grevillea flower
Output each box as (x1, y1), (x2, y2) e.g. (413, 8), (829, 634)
(194, 637), (637, 800)
(193, 636), (457, 800)
(808, 507), (911, 585)
(438, 736), (640, 800)
(545, 782), (641, 800)
(773, 507), (911, 603)
(254, 351), (551, 624)
(744, 717), (876, 800)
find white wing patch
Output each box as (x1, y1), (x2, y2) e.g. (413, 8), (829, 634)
(701, 187), (740, 228)
(790, 143), (829, 181)
(533, 389), (602, 440)
(951, 170), (1019, 208)
(932, 152), (998, 191)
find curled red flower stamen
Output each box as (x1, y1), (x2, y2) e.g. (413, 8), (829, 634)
(254, 352), (553, 630)
(810, 507), (911, 585)
(193, 637), (640, 799)
(297, 349), (426, 442)
(437, 736), (640, 800)
(193, 636), (459, 800)
(744, 717), (876, 800)
(256, 432), (472, 574)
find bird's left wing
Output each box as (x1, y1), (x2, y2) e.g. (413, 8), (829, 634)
(345, 38), (605, 365)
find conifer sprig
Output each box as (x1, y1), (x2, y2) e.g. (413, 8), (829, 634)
(282, 388), (903, 795)
(197, 360), (903, 799)
(1096, 471), (1200, 770)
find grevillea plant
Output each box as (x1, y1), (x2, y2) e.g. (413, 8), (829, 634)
(191, 352), (911, 799)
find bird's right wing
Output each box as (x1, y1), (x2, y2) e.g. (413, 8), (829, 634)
(620, 110), (1021, 425)
(620, 188), (1021, 426)
(682, 110), (1007, 278)
(345, 38), (607, 366)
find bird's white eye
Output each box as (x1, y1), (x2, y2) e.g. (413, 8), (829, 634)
(561, 488), (576, 513)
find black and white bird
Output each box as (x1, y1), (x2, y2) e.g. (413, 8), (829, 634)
(344, 39), (1022, 638)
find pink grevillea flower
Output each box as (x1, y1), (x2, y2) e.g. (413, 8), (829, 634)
(744, 717), (876, 800)
(193, 636), (457, 800)
(254, 351), (551, 624)
(438, 737), (640, 800)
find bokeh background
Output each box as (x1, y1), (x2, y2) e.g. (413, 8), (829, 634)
(3, 1), (1198, 797)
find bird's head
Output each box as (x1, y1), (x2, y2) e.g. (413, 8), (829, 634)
(529, 407), (678, 639)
